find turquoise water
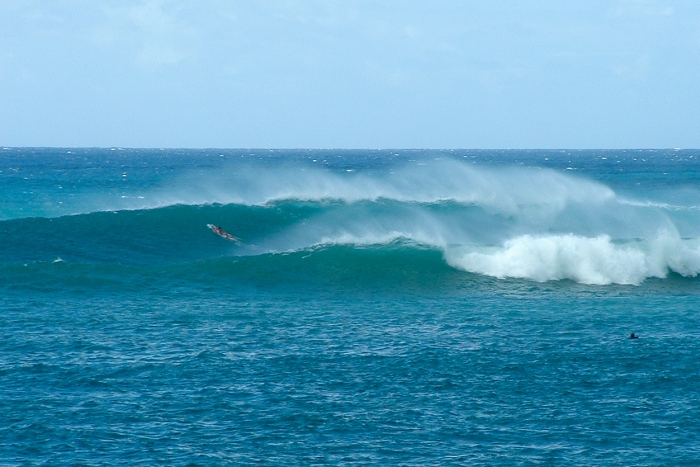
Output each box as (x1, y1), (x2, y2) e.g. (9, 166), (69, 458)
(2, 148), (700, 465)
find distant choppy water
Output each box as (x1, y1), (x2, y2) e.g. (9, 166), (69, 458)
(2, 148), (700, 466)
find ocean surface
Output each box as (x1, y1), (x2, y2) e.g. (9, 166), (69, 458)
(2, 148), (700, 466)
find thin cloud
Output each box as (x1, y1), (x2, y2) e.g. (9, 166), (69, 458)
(616, 0), (674, 17)
(96, 0), (195, 66)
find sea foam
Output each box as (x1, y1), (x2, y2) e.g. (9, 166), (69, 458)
(444, 232), (700, 285)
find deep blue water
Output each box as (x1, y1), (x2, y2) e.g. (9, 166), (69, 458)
(2, 148), (700, 465)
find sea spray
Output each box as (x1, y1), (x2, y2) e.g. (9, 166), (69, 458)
(3, 149), (700, 286)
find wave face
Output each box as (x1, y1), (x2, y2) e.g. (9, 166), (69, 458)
(2, 148), (700, 286)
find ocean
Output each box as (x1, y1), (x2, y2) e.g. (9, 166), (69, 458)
(2, 148), (700, 465)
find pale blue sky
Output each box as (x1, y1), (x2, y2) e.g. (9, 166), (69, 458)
(1, 0), (698, 148)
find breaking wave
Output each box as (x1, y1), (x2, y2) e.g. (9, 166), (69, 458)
(444, 232), (700, 285)
(3, 156), (700, 286)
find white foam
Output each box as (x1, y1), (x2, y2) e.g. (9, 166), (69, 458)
(618, 198), (700, 211)
(444, 231), (700, 285)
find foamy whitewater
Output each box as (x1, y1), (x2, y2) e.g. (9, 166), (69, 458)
(3, 148), (700, 465)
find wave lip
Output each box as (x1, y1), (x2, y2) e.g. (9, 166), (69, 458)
(444, 232), (700, 285)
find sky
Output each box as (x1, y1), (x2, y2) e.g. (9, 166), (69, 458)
(0, 0), (699, 149)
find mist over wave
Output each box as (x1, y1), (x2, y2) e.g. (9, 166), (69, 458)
(4, 153), (700, 285)
(182, 159), (696, 285)
(160, 158), (615, 211)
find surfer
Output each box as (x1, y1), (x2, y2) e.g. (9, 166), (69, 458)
(207, 224), (241, 243)
(629, 333), (639, 339)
